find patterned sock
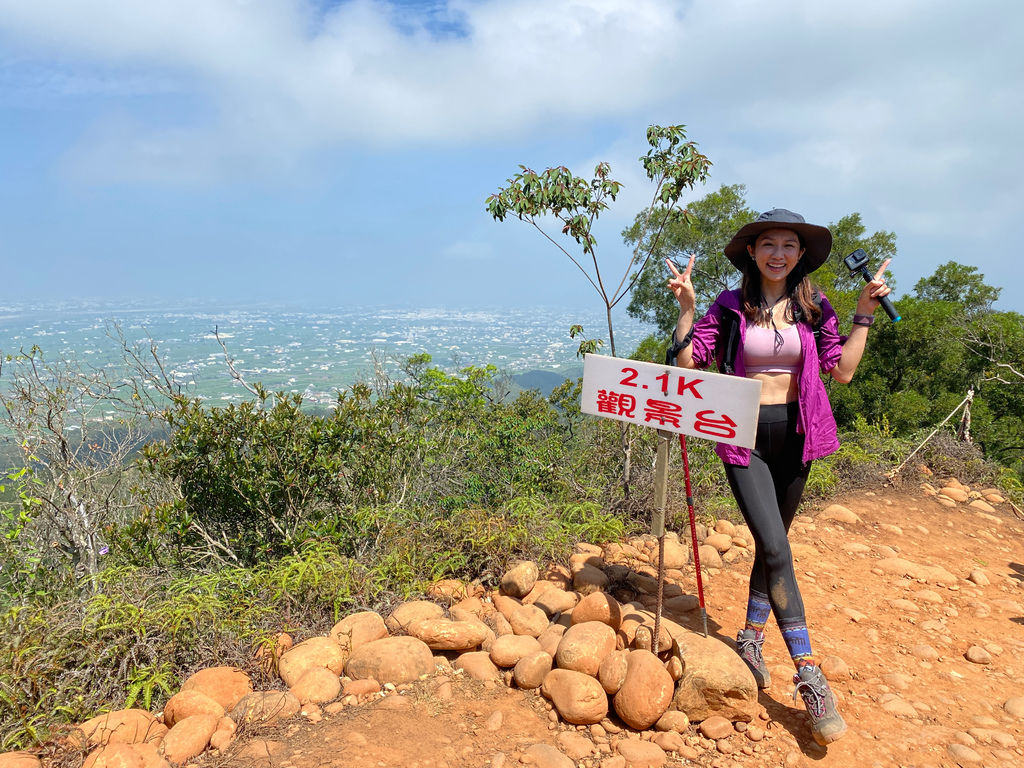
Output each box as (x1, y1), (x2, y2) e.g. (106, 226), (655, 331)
(778, 617), (816, 669)
(744, 589), (772, 637)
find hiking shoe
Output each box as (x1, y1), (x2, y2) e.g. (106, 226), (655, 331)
(735, 629), (770, 689)
(793, 665), (847, 745)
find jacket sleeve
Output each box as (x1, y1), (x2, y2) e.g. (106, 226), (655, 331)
(816, 294), (844, 373)
(690, 294), (726, 370)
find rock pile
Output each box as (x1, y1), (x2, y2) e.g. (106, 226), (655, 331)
(4, 475), (1020, 768)
(921, 477), (1006, 515)
(0, 525), (770, 768)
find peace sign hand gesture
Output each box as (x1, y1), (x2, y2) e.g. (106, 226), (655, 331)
(666, 255), (697, 313)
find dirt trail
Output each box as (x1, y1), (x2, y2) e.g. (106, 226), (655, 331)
(217, 486), (1024, 768)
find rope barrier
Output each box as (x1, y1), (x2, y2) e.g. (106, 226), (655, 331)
(888, 388), (974, 480)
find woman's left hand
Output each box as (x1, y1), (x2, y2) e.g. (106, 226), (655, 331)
(856, 258), (893, 314)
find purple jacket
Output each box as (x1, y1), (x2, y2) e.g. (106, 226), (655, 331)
(689, 289), (843, 466)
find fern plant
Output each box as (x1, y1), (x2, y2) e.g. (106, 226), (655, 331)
(123, 662), (175, 710)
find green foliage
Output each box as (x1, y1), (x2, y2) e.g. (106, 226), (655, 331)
(806, 418), (901, 498)
(830, 261), (1024, 484)
(815, 212), (898, 296)
(135, 357), (611, 567)
(625, 183), (756, 333)
(140, 392), (349, 565)
(569, 325), (604, 358)
(487, 124), (711, 358)
(628, 333), (668, 365)
(0, 466), (58, 606)
(124, 662), (175, 710)
(487, 125), (712, 499)
(914, 261), (1001, 315)
(0, 488), (632, 749)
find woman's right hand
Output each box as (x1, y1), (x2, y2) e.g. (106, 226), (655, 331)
(666, 255), (696, 312)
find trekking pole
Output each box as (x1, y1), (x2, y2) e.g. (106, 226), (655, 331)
(678, 433), (709, 637)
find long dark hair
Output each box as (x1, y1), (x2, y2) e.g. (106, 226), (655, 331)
(739, 235), (822, 327)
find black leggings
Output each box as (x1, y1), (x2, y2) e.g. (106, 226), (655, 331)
(723, 402), (810, 623)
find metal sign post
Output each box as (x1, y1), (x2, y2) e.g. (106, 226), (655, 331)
(652, 430), (669, 649)
(581, 354), (761, 641)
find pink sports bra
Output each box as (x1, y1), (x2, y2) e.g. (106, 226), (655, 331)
(744, 323), (802, 375)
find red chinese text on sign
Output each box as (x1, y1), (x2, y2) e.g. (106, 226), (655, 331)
(581, 354), (760, 449)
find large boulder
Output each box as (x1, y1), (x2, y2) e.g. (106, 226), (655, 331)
(492, 594), (523, 622)
(572, 565), (609, 593)
(540, 669), (608, 725)
(81, 744), (146, 768)
(613, 650), (675, 730)
(77, 710), (161, 747)
(345, 636), (434, 684)
(509, 604), (549, 637)
(513, 651), (553, 690)
(617, 610), (673, 653)
(278, 637), (347, 687)
(500, 560), (539, 598)
(159, 714), (220, 764)
(230, 692), (300, 726)
(670, 629), (758, 722)
(652, 538), (690, 569)
(427, 579), (472, 603)
(385, 600), (444, 633)
(537, 624), (567, 657)
(208, 717), (237, 753)
(407, 618), (489, 651)
(254, 632), (293, 675)
(532, 588), (579, 616)
(489, 634), (542, 668)
(598, 650), (630, 695)
(554, 621), (617, 676)
(0, 754), (41, 768)
(452, 651), (501, 681)
(161, 690), (224, 728)
(289, 667), (342, 704)
(180, 667), (252, 711)
(521, 579), (559, 605)
(329, 612), (388, 652)
(571, 592), (622, 629)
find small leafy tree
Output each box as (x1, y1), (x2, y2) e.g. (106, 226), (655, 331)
(486, 125), (711, 497)
(486, 125), (711, 356)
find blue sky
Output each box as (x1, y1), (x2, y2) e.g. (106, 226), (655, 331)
(1, 0), (1022, 314)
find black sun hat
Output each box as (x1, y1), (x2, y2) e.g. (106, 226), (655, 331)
(723, 208), (833, 272)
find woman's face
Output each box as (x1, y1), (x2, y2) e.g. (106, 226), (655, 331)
(748, 228), (805, 286)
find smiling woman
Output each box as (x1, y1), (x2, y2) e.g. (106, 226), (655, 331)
(666, 207), (893, 747)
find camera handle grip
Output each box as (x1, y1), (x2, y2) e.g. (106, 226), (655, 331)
(855, 267), (901, 322)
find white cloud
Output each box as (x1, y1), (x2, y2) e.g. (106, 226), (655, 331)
(0, 0), (693, 178)
(1, 0), (1022, 296)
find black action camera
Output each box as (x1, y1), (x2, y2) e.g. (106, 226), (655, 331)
(843, 248), (870, 274)
(844, 249), (901, 322)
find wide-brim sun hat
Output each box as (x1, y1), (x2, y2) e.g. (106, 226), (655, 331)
(723, 208), (833, 272)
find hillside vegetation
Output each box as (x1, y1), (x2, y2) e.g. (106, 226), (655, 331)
(1, 191), (1022, 750)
